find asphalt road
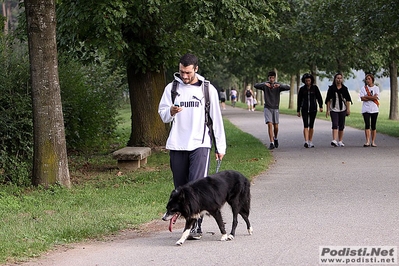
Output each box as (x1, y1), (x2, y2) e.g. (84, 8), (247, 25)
(20, 106), (399, 266)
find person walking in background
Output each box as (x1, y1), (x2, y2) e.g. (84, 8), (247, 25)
(245, 86), (254, 111)
(219, 88), (226, 110)
(297, 73), (323, 148)
(325, 72), (352, 147)
(254, 71), (290, 150)
(360, 73), (379, 147)
(158, 53), (226, 240)
(230, 87), (237, 107)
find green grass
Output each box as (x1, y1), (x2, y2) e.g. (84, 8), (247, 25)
(0, 110), (272, 264)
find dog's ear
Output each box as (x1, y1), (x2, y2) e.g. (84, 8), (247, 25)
(177, 188), (185, 201)
(179, 188), (193, 215)
(171, 188), (179, 198)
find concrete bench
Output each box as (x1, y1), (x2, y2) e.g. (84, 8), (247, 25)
(112, 147), (151, 171)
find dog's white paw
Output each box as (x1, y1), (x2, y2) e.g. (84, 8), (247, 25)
(175, 236), (186, 246)
(248, 226), (253, 235)
(220, 234), (228, 241)
(227, 234), (234, 240)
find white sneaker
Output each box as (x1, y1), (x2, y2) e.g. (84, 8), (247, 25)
(331, 140), (338, 147)
(338, 141), (345, 147)
(308, 142), (314, 148)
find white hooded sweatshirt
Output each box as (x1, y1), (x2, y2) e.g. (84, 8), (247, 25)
(158, 73), (226, 154)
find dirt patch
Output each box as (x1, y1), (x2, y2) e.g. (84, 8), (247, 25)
(102, 219), (181, 241)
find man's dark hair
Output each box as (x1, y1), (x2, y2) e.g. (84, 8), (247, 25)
(180, 53), (198, 68)
(268, 71), (276, 77)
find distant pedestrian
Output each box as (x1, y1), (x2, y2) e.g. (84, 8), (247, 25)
(220, 89), (226, 110)
(254, 71), (290, 150)
(325, 72), (352, 147)
(297, 73), (323, 148)
(230, 87), (237, 107)
(360, 73), (379, 147)
(245, 86), (254, 112)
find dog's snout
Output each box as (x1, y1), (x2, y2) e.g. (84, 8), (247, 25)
(162, 212), (168, 221)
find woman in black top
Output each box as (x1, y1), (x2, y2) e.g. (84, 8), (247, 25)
(297, 73), (323, 148)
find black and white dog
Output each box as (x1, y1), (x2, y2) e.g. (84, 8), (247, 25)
(162, 170), (253, 245)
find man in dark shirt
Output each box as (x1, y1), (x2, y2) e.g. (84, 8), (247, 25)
(254, 71), (290, 150)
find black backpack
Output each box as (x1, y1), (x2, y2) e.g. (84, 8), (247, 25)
(171, 80), (218, 153)
(246, 89), (252, 97)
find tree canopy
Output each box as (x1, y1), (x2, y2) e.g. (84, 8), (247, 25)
(2, 0), (399, 186)
(56, 0), (291, 147)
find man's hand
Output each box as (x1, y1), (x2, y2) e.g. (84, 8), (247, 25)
(170, 106), (183, 116)
(266, 82), (279, 89)
(215, 153), (224, 161)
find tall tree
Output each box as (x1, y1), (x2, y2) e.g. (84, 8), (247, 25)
(25, 0), (70, 187)
(56, 0), (288, 147)
(2, 0), (9, 34)
(356, 0), (399, 120)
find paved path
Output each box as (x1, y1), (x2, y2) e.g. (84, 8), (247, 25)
(21, 106), (399, 266)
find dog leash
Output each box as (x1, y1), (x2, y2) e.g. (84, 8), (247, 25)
(216, 159), (222, 173)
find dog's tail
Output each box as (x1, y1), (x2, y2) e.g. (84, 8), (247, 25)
(239, 178), (252, 233)
(241, 179), (251, 211)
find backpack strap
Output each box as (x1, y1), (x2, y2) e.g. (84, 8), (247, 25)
(203, 81), (218, 153)
(171, 80), (179, 104)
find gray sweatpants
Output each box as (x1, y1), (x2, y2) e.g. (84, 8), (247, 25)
(169, 147), (210, 189)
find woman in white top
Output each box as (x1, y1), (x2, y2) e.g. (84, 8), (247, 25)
(359, 74), (379, 147)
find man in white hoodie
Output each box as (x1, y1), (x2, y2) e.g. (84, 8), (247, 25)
(158, 53), (226, 239)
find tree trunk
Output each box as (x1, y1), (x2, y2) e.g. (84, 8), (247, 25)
(126, 66), (170, 147)
(296, 70), (301, 93)
(2, 1), (9, 34)
(311, 64), (317, 86)
(288, 74), (296, 109)
(25, 0), (70, 187)
(388, 58), (399, 120)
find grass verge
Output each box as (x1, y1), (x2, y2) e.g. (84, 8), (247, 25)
(0, 116), (272, 264)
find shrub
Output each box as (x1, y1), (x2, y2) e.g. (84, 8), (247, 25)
(0, 36), (33, 185)
(0, 35), (126, 185)
(59, 56), (125, 154)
